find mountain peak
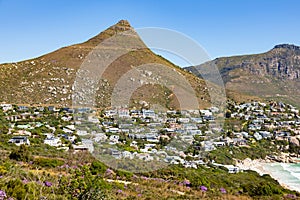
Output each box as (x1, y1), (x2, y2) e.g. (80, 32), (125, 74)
(83, 20), (133, 46)
(109, 19), (132, 32)
(273, 44), (300, 51)
(116, 19), (131, 26)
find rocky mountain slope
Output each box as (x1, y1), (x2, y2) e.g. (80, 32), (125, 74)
(187, 44), (300, 107)
(0, 20), (215, 109)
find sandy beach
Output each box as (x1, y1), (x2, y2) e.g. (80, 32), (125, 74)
(236, 158), (267, 175)
(236, 158), (300, 193)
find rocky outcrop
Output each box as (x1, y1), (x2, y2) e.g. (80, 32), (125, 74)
(186, 44), (300, 107)
(289, 136), (300, 147)
(213, 44), (300, 80)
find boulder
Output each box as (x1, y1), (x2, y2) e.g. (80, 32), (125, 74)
(290, 136), (300, 146)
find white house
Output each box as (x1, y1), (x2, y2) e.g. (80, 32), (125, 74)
(122, 151), (133, 159)
(182, 124), (197, 130)
(187, 129), (202, 135)
(88, 116), (100, 123)
(105, 110), (118, 117)
(191, 118), (203, 123)
(178, 118), (190, 123)
(77, 130), (88, 136)
(63, 134), (76, 143)
(142, 109), (155, 118)
(136, 153), (153, 161)
(106, 127), (119, 133)
(118, 109), (130, 118)
(144, 143), (156, 150)
(210, 107), (220, 113)
(82, 139), (94, 153)
(253, 132), (263, 140)
(13, 130), (32, 136)
(224, 165), (241, 173)
(109, 135), (119, 144)
(63, 127), (74, 134)
(17, 124), (31, 129)
(61, 116), (72, 122)
(0, 104), (12, 112)
(8, 136), (30, 146)
(44, 136), (61, 147)
(146, 133), (159, 142)
(213, 141), (226, 147)
(200, 109), (212, 116)
(259, 131), (272, 139)
(93, 133), (107, 142)
(130, 141), (138, 148)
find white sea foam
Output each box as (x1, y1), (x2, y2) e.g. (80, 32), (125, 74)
(290, 172), (300, 181)
(263, 163), (300, 192)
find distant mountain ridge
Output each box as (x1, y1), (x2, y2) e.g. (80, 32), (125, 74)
(186, 44), (300, 107)
(274, 44), (300, 51)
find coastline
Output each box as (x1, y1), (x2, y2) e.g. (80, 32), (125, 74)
(236, 158), (300, 193)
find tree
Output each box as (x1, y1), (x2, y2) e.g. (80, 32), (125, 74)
(0, 110), (9, 134)
(225, 110), (231, 118)
(9, 145), (32, 162)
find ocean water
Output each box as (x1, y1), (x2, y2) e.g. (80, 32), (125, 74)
(262, 163), (300, 192)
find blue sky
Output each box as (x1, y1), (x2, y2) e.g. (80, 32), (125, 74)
(0, 0), (299, 66)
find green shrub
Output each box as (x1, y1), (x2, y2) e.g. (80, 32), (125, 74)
(90, 161), (107, 175)
(78, 186), (107, 200)
(0, 165), (7, 175)
(34, 157), (64, 168)
(116, 169), (133, 180)
(5, 179), (27, 200)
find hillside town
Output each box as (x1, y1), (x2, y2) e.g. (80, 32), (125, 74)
(1, 100), (299, 173)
